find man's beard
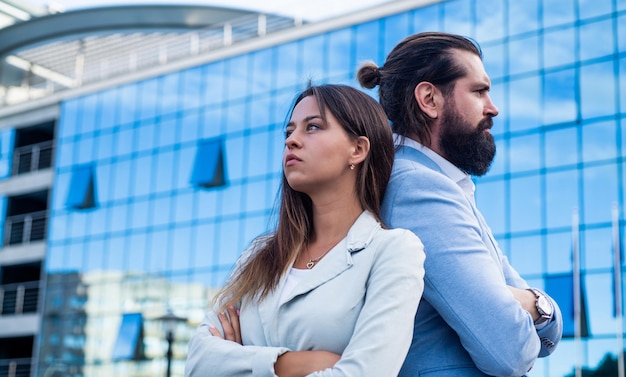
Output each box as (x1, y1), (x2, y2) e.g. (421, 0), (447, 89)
(439, 103), (496, 177)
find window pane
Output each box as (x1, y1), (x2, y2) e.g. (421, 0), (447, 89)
(508, 35), (539, 75)
(546, 231), (572, 274)
(442, 0), (471, 36)
(227, 56), (249, 101)
(545, 126), (577, 168)
(509, 133), (540, 173)
(475, 179), (506, 235)
(509, 76), (541, 132)
(328, 28), (352, 79)
(583, 164), (618, 224)
(543, 68), (577, 125)
(509, 235), (543, 275)
(543, 0), (575, 27)
(510, 174), (541, 232)
(580, 61), (617, 119)
(475, 0), (504, 42)
(583, 227), (612, 270)
(546, 169), (579, 229)
(582, 120), (617, 163)
(543, 27), (576, 70)
(508, 0), (539, 35)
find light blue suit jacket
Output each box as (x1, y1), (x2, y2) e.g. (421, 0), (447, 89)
(185, 211), (425, 377)
(382, 146), (562, 377)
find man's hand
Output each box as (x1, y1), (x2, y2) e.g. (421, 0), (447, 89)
(507, 286), (540, 322)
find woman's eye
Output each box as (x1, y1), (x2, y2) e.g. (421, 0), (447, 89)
(285, 130), (293, 138)
(307, 124), (321, 131)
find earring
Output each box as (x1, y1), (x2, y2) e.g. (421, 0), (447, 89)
(350, 164), (355, 170)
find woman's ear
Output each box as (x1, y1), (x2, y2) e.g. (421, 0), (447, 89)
(414, 81), (441, 119)
(351, 136), (370, 165)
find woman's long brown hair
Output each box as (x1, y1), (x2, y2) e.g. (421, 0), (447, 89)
(216, 84), (394, 310)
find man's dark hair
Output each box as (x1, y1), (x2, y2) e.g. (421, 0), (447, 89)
(358, 32), (482, 147)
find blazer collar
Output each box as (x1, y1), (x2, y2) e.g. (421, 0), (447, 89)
(259, 211), (380, 312)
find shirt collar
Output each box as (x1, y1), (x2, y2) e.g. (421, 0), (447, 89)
(394, 134), (475, 199)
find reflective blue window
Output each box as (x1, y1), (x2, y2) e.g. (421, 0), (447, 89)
(59, 99), (79, 139)
(475, 179), (506, 235)
(99, 88), (117, 130)
(545, 273), (589, 338)
(154, 150), (175, 193)
(355, 21), (380, 64)
(383, 13), (410, 57)
(543, 27), (576, 70)
(131, 154), (154, 198)
(583, 164), (618, 224)
(112, 313), (144, 361)
(509, 133), (540, 173)
(578, 0), (612, 20)
(66, 164), (97, 210)
(442, 0), (471, 36)
(508, 0), (539, 35)
(111, 159), (131, 201)
(159, 72), (182, 116)
(0, 128), (15, 179)
(545, 170), (579, 229)
(328, 28), (352, 79)
(175, 146), (195, 191)
(301, 35), (326, 83)
(475, 0), (504, 42)
(227, 55), (250, 101)
(173, 191), (195, 223)
(148, 229), (170, 273)
(580, 61), (617, 118)
(583, 227), (613, 270)
(545, 126), (577, 168)
(203, 61), (225, 106)
(543, 0), (575, 27)
(482, 43), (504, 80)
(582, 120), (617, 163)
(246, 130), (272, 178)
(580, 19), (614, 61)
(585, 273), (618, 335)
(547, 232), (573, 274)
(508, 35), (539, 75)
(192, 222), (217, 269)
(250, 49), (273, 96)
(509, 76), (541, 132)
(0, 196), (6, 246)
(180, 67), (204, 111)
(543, 68), (577, 125)
(138, 78), (159, 121)
(509, 235), (543, 275)
(79, 94), (98, 135)
(510, 175), (541, 232)
(190, 138), (226, 188)
(136, 120), (157, 153)
(127, 232), (147, 271)
(118, 84), (138, 126)
(411, 4), (440, 34)
(171, 225), (192, 271)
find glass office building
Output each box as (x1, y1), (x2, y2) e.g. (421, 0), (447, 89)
(0, 0), (624, 376)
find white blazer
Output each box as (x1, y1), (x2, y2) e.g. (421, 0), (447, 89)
(185, 210), (425, 377)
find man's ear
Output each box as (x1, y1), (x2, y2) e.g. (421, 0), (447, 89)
(414, 82), (441, 119)
(351, 136), (370, 165)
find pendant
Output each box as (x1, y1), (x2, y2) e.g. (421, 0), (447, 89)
(306, 261), (315, 269)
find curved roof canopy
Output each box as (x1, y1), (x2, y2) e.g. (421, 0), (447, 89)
(0, 5), (256, 57)
(0, 5), (297, 107)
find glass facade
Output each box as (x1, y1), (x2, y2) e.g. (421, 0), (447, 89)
(28, 0), (626, 376)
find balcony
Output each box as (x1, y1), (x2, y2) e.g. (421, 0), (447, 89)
(0, 358), (31, 377)
(0, 280), (40, 316)
(12, 140), (53, 176)
(3, 210), (47, 246)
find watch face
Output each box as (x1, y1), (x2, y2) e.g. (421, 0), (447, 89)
(537, 294), (553, 316)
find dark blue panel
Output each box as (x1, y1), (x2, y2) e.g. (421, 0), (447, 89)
(545, 274), (589, 338)
(112, 312), (144, 361)
(66, 164), (96, 209)
(190, 138), (226, 188)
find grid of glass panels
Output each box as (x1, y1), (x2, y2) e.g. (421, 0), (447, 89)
(40, 0), (626, 376)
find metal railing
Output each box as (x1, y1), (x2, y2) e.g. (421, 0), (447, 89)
(0, 358), (31, 377)
(1, 13), (301, 107)
(3, 210), (47, 246)
(11, 140), (53, 176)
(0, 280), (40, 315)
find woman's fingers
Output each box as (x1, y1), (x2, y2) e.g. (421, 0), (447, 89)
(227, 306), (242, 344)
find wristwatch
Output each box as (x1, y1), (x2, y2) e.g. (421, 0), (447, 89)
(527, 288), (553, 325)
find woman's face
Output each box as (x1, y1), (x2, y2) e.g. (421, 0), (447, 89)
(283, 95), (356, 195)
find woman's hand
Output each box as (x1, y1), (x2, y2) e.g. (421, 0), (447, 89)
(209, 306), (242, 345)
(275, 350), (341, 377)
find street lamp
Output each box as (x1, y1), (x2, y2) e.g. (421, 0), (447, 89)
(157, 310), (187, 377)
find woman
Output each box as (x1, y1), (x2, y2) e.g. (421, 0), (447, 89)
(185, 84), (425, 377)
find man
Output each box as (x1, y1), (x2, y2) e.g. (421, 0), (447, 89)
(358, 32), (563, 376)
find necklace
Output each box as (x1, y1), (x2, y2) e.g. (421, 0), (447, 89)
(305, 246), (334, 269)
